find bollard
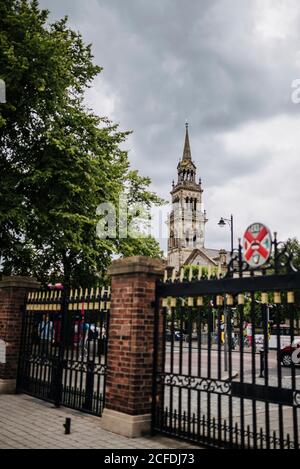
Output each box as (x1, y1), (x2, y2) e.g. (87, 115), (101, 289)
(259, 348), (264, 378)
(63, 417), (71, 435)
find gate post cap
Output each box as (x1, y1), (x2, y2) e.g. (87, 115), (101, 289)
(0, 276), (40, 289)
(108, 256), (166, 277)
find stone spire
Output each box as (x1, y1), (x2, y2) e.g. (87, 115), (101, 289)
(182, 122), (191, 160)
(168, 123), (207, 271)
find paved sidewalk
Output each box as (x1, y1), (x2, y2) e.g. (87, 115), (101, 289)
(0, 395), (200, 449)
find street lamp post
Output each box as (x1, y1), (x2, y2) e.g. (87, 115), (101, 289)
(218, 214), (234, 372)
(218, 214), (234, 253)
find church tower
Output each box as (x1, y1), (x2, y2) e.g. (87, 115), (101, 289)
(168, 124), (208, 271)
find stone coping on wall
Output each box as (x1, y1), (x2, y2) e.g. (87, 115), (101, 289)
(0, 276), (40, 289)
(108, 256), (166, 277)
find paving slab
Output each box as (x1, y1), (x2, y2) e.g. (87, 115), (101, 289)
(0, 394), (202, 450)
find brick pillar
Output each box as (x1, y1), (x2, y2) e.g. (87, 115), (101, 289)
(0, 276), (40, 393)
(101, 256), (165, 438)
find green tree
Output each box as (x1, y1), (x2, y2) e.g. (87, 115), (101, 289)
(283, 238), (300, 271)
(0, 0), (163, 287)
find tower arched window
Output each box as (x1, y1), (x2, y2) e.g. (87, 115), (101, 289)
(185, 229), (190, 246)
(170, 230), (175, 248)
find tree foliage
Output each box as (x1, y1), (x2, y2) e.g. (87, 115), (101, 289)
(0, 0), (164, 287)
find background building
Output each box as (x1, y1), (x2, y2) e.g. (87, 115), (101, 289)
(167, 124), (228, 272)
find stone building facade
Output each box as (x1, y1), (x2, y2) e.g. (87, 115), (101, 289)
(167, 124), (228, 272)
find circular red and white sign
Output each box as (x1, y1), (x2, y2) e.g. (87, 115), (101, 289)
(243, 222), (272, 267)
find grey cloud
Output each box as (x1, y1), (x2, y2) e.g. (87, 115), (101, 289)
(38, 0), (300, 247)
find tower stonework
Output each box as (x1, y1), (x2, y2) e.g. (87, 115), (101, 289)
(168, 124), (208, 271)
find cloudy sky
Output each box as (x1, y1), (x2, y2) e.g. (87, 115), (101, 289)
(40, 0), (300, 252)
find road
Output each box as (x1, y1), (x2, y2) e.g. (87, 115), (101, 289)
(158, 343), (300, 448)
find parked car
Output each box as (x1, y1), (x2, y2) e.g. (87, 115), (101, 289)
(280, 341), (300, 367)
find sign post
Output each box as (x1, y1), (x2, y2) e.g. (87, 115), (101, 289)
(243, 222), (272, 268)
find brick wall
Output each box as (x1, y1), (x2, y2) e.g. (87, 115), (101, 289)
(105, 256), (165, 416)
(0, 277), (40, 381)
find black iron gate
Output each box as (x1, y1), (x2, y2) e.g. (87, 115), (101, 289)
(153, 239), (300, 449)
(17, 287), (110, 416)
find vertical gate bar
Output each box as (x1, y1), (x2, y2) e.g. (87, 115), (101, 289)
(24, 310), (32, 392)
(227, 303), (233, 448)
(24, 308), (32, 392)
(250, 290), (257, 449)
(169, 303), (175, 432)
(32, 307), (39, 395)
(42, 308), (51, 396)
(196, 305), (202, 440)
(30, 298), (37, 394)
(262, 301), (271, 449)
(62, 303), (72, 407)
(44, 312), (51, 398)
(160, 305), (167, 431)
(54, 288), (68, 408)
(274, 233), (284, 448)
(235, 422), (239, 447)
(91, 309), (97, 381)
(187, 304), (192, 437)
(178, 301), (184, 435)
(65, 293), (72, 406)
(87, 299), (92, 359)
(85, 318), (92, 361)
(275, 301), (284, 449)
(98, 311), (104, 414)
(99, 306), (105, 412)
(79, 293), (85, 409)
(47, 307), (54, 398)
(63, 291), (72, 407)
(217, 304), (222, 445)
(37, 309), (43, 396)
(96, 374), (101, 416)
(102, 304), (110, 414)
(83, 360), (95, 411)
(36, 311), (41, 396)
(28, 310), (35, 392)
(90, 312), (98, 414)
(94, 308), (101, 415)
(35, 311), (43, 396)
(42, 308), (51, 398)
(151, 288), (160, 435)
(16, 305), (28, 392)
(44, 306), (56, 400)
(28, 311), (35, 392)
(83, 318), (95, 411)
(47, 295), (55, 400)
(247, 425), (251, 449)
(288, 299), (299, 449)
(239, 302), (245, 449)
(207, 303), (213, 443)
(24, 309), (30, 392)
(73, 296), (79, 406)
(273, 431), (277, 449)
(67, 309), (75, 407)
